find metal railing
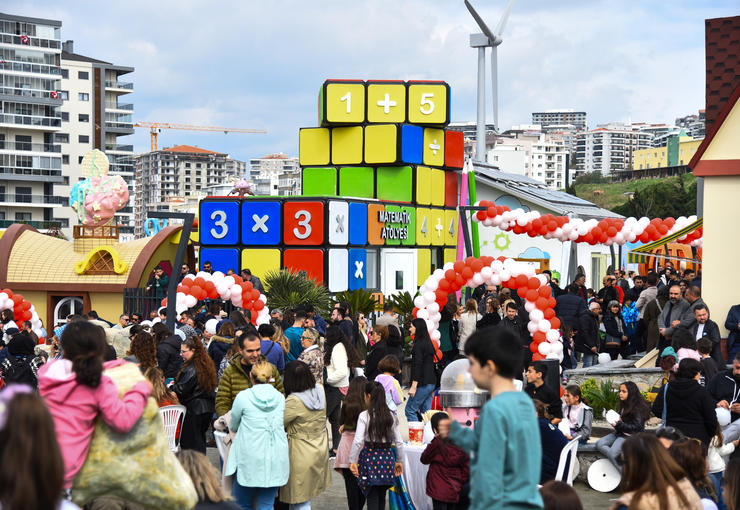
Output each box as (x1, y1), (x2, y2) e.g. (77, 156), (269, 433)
(0, 166), (64, 181)
(0, 113), (61, 127)
(104, 144), (134, 152)
(0, 33), (61, 49)
(105, 81), (134, 90)
(105, 121), (133, 130)
(105, 102), (133, 111)
(0, 86), (61, 100)
(0, 219), (62, 229)
(6, 194), (66, 204)
(0, 141), (61, 152)
(0, 60), (61, 75)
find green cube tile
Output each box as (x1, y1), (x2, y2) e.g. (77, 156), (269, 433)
(339, 166), (374, 198)
(382, 205), (415, 246)
(400, 206), (416, 246)
(302, 167), (337, 196)
(376, 165), (412, 203)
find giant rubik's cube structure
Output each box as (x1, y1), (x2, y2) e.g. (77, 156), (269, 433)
(199, 80), (464, 293)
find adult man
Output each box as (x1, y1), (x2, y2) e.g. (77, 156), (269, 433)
(145, 266), (169, 300)
(331, 306), (354, 346)
(284, 310), (306, 362)
(542, 270), (564, 298)
(257, 323), (285, 373)
(555, 284), (589, 332)
(709, 353), (740, 425)
(634, 273), (659, 352)
(726, 304), (740, 362)
(131, 312), (143, 325)
(682, 286), (707, 331)
(658, 284), (690, 353)
(375, 302), (399, 329)
(597, 275), (619, 307)
(690, 304), (723, 366)
(571, 274), (587, 300)
(112, 314), (130, 330)
(215, 333), (283, 416)
(240, 268), (265, 294)
(615, 270), (631, 295)
(498, 302), (529, 376)
(270, 308), (283, 322)
(178, 263), (194, 283)
(304, 305), (327, 336)
(628, 275), (645, 302)
(524, 363), (563, 422)
(201, 261), (213, 274)
(576, 301), (601, 367)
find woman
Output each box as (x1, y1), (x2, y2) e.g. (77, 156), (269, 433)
(476, 297), (501, 330)
(364, 325), (390, 381)
(324, 325), (361, 456)
(226, 360), (289, 510)
(152, 322), (183, 379)
(668, 438), (720, 508)
(596, 381), (651, 469)
(438, 302), (457, 364)
(272, 322), (292, 356)
(652, 358), (718, 445)
(145, 366), (179, 407)
(603, 300), (629, 360)
(280, 361), (332, 508)
(611, 432), (702, 510)
(355, 313), (370, 362)
(208, 322), (235, 370)
(297, 327), (323, 383)
(725, 458), (740, 510)
(177, 450), (240, 510)
(457, 299), (481, 354)
(171, 336), (218, 453)
(0, 385), (79, 510)
(534, 400), (568, 484)
(405, 318), (437, 424)
(334, 377), (368, 510)
(126, 330), (157, 371)
(229, 310), (249, 329)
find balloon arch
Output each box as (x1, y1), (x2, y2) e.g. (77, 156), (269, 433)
(413, 256), (563, 362)
(0, 288), (44, 339)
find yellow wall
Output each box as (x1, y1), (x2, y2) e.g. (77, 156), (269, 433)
(704, 101), (740, 161)
(633, 139), (702, 170)
(702, 176), (740, 336)
(22, 291), (49, 329)
(136, 233), (181, 287)
(89, 292), (125, 324)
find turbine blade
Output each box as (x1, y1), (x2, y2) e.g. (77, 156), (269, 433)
(494, 0), (515, 37)
(491, 46), (498, 131)
(464, 0), (496, 42)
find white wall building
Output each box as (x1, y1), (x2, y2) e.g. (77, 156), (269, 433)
(488, 128), (569, 189)
(532, 109), (587, 131)
(248, 153), (300, 196)
(575, 123), (653, 176)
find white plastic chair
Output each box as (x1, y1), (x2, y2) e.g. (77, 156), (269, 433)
(555, 435), (581, 486)
(158, 405), (186, 453)
(214, 430), (229, 462)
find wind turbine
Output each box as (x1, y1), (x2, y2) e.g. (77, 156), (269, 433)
(464, 0), (514, 162)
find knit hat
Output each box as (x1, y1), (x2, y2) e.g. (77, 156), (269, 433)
(174, 329), (186, 341)
(179, 325), (197, 339)
(205, 319), (219, 335)
(661, 346), (677, 359)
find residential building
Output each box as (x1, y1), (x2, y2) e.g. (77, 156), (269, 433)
(532, 109), (587, 131)
(248, 153), (300, 196)
(58, 40), (135, 239)
(488, 127), (569, 189)
(632, 135), (703, 170)
(448, 122), (497, 160)
(0, 13), (65, 231)
(575, 123), (653, 176)
(631, 123), (678, 148)
(675, 110), (706, 139)
(134, 145), (245, 237)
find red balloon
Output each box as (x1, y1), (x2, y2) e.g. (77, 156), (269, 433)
(530, 342), (539, 353)
(445, 269), (456, 282)
(517, 287), (528, 298)
(533, 331), (546, 343)
(193, 277), (206, 287)
(438, 279), (450, 291)
(250, 289), (260, 300)
(591, 227), (602, 239)
(607, 227), (617, 237)
(544, 308), (556, 319)
(11, 295), (23, 304)
(471, 260), (484, 273)
(515, 275), (528, 287)
(455, 275), (465, 287)
(548, 297), (557, 308)
(204, 281), (215, 291)
(538, 286), (552, 298)
(1, 289), (12, 297)
(528, 277), (540, 290)
(532, 353), (545, 361)
(550, 317), (561, 330)
(253, 300), (265, 311)
(22, 301), (31, 311)
(526, 289), (539, 302)
(532, 218), (543, 230)
(453, 261), (465, 273)
(412, 307), (419, 317)
(244, 281), (253, 291)
(536, 297), (549, 310)
(435, 289), (446, 301)
(181, 278), (193, 288)
(207, 288), (219, 299)
(22, 311), (32, 321)
(547, 221), (557, 231)
(477, 210), (487, 221)
(190, 285), (203, 297)
(559, 386), (564, 398)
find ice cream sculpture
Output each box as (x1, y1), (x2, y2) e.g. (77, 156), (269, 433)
(438, 358), (490, 427)
(69, 149), (129, 226)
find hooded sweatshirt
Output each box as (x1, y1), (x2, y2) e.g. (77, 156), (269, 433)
(293, 385), (325, 411)
(38, 358), (151, 488)
(652, 377), (718, 445)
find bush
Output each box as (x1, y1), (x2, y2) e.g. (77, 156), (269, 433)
(581, 378), (620, 419)
(263, 269), (331, 316)
(332, 289), (380, 317)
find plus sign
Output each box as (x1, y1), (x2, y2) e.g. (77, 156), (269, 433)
(435, 217), (443, 237)
(429, 140), (441, 155)
(377, 93), (397, 114)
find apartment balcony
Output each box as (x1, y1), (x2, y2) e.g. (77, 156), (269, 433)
(104, 81), (134, 93)
(0, 113), (61, 130)
(0, 85), (63, 103)
(0, 165), (64, 183)
(0, 141), (61, 153)
(105, 144), (134, 153)
(0, 60), (61, 76)
(0, 193), (67, 207)
(104, 102), (134, 111)
(0, 33), (61, 50)
(105, 121), (134, 133)
(0, 219), (65, 229)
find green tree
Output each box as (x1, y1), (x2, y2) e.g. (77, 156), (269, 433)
(612, 175), (696, 218)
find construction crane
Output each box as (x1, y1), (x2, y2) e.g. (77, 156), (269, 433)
(133, 122), (267, 152)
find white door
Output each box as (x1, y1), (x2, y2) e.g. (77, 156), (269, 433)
(53, 297), (84, 327)
(380, 249), (417, 297)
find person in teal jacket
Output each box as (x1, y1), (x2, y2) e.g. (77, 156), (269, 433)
(447, 328), (544, 510)
(226, 359), (289, 510)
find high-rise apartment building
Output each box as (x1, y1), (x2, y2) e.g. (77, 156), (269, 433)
(58, 40), (135, 239)
(248, 153), (300, 196)
(0, 13), (65, 231)
(675, 110), (706, 139)
(532, 109), (587, 131)
(134, 145), (245, 237)
(575, 123), (653, 176)
(488, 127), (569, 189)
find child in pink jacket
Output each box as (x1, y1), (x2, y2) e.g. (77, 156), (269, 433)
(38, 321), (151, 488)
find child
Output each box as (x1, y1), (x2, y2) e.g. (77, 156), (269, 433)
(420, 412), (470, 510)
(698, 338), (719, 385)
(709, 420), (738, 510)
(562, 384), (593, 443)
(349, 382), (404, 510)
(334, 376), (367, 510)
(374, 354), (404, 413)
(38, 321), (151, 489)
(448, 328), (543, 509)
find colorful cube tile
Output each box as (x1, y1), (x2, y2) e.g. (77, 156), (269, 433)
(348, 248), (367, 290)
(199, 200), (240, 245)
(320, 80), (366, 125)
(382, 205), (402, 247)
(241, 201), (282, 245)
(299, 128), (330, 166)
(416, 207), (431, 246)
(423, 128), (445, 167)
(445, 171), (459, 207)
(400, 206), (416, 246)
(348, 202), (368, 245)
(376, 166), (412, 202)
(444, 248), (457, 265)
(430, 208), (446, 246)
(417, 248), (432, 286)
(328, 201), (349, 245)
(399, 125), (423, 164)
(367, 203), (385, 246)
(283, 201), (324, 245)
(407, 82), (450, 125)
(199, 248), (239, 274)
(331, 126), (363, 165)
(367, 81), (407, 123)
(444, 209), (458, 246)
(302, 167), (337, 196)
(283, 249), (324, 284)
(430, 167), (445, 206)
(241, 249), (281, 281)
(445, 130), (465, 169)
(364, 124), (397, 164)
(415, 165), (432, 205)
(328, 249), (349, 292)
(339, 167), (374, 198)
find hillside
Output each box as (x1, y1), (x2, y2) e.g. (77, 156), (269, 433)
(572, 174), (697, 212)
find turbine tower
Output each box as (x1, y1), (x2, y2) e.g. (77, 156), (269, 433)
(464, 0), (514, 162)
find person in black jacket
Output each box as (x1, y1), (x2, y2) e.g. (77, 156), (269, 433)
(555, 284), (589, 330)
(498, 301), (529, 377)
(576, 302), (601, 367)
(603, 300), (629, 360)
(170, 336), (218, 453)
(596, 381), (651, 469)
(708, 353), (740, 422)
(405, 318), (436, 423)
(524, 362), (563, 422)
(597, 275), (619, 307)
(476, 297), (501, 329)
(153, 322), (184, 379)
(364, 324), (391, 381)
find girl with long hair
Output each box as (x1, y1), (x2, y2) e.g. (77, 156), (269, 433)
(334, 376), (368, 510)
(152, 322), (182, 379)
(144, 367), (179, 407)
(725, 458), (740, 510)
(668, 437), (719, 508)
(324, 325), (361, 456)
(596, 381), (651, 469)
(171, 336), (217, 453)
(229, 310), (249, 329)
(272, 321), (292, 355)
(458, 299), (481, 354)
(611, 432), (701, 510)
(208, 321), (235, 370)
(177, 450), (240, 509)
(349, 381), (404, 510)
(38, 321), (151, 489)
(405, 318), (437, 424)
(126, 330), (157, 371)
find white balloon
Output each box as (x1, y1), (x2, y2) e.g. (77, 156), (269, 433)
(0, 293), (7, 302)
(414, 296), (426, 309)
(33, 328), (43, 337)
(185, 295), (197, 308)
(491, 274), (502, 286)
(427, 302), (440, 314)
(183, 274), (195, 281)
(527, 321), (539, 334)
(524, 301), (536, 313)
(546, 329), (560, 342)
(433, 268), (444, 279)
(500, 269), (511, 282)
(423, 291), (436, 304)
(223, 276), (235, 287)
(176, 304), (187, 314)
(538, 342), (552, 355)
(417, 309), (429, 320)
(536, 274), (548, 285)
(195, 271), (209, 279)
(425, 319), (435, 331)
(443, 262), (454, 271)
(538, 319), (551, 332)
(259, 294), (267, 303)
(516, 216), (528, 227)
(211, 271), (225, 281)
(230, 286), (241, 298)
(598, 353), (612, 364)
(546, 352), (561, 361)
(480, 266), (493, 280)
(426, 279), (439, 292)
(551, 341), (564, 354)
(529, 309), (544, 322)
(491, 260), (504, 272)
(471, 273), (484, 286)
(430, 330), (441, 341)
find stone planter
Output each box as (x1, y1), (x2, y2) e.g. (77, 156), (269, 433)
(564, 359), (663, 392)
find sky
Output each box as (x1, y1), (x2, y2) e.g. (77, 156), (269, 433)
(6, 1), (738, 163)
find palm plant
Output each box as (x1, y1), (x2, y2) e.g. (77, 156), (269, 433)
(386, 291), (416, 326)
(581, 378), (620, 419)
(332, 289), (380, 317)
(263, 269), (331, 315)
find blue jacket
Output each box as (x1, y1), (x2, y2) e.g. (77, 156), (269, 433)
(226, 384), (289, 488)
(555, 293), (588, 329)
(725, 305), (740, 350)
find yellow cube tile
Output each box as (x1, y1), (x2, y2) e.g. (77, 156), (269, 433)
(325, 82), (366, 124)
(367, 82), (407, 123)
(364, 124), (398, 164)
(417, 249), (431, 286)
(444, 248), (457, 265)
(331, 126), (363, 165)
(430, 208), (445, 246)
(416, 207), (431, 246)
(408, 83), (449, 125)
(430, 168), (445, 205)
(299, 128), (330, 166)
(241, 249), (281, 281)
(415, 165), (432, 205)
(444, 209), (458, 246)
(423, 128), (445, 167)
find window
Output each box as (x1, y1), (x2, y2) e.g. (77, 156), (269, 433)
(78, 156), (84, 164)
(185, 163), (190, 168)
(78, 135), (89, 143)
(15, 186), (31, 202)
(196, 163), (201, 168)
(61, 112), (69, 122)
(15, 135), (31, 151)
(78, 114), (89, 122)
(78, 93), (89, 101)
(78, 71), (89, 80)
(56, 133), (69, 143)
(62, 155), (69, 164)
(60, 91), (69, 100)
(15, 212), (32, 221)
(61, 69), (69, 79)
(0, 186), (5, 201)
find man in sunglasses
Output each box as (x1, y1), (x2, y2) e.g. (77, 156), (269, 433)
(112, 314), (131, 330)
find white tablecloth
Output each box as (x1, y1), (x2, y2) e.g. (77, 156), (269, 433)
(401, 443), (433, 510)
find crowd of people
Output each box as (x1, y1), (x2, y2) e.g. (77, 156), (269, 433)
(4, 260), (740, 509)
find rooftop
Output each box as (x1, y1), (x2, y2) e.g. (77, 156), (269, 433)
(161, 145), (221, 155)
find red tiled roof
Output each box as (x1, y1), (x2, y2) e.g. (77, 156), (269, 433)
(162, 145), (219, 154)
(705, 16), (740, 132)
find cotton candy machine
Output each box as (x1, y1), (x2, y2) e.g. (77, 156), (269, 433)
(438, 358), (489, 427)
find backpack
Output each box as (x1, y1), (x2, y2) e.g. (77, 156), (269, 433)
(1, 355), (42, 387)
